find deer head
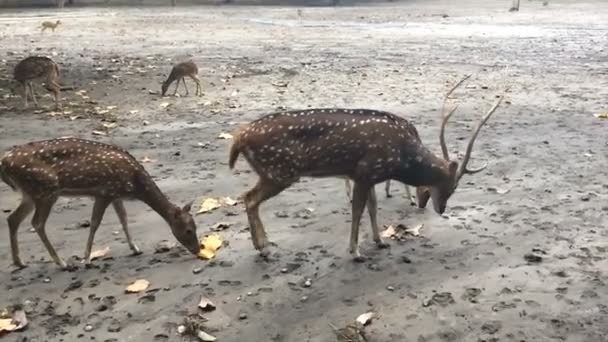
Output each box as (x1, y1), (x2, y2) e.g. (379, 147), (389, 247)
(168, 201), (199, 254)
(427, 75), (505, 214)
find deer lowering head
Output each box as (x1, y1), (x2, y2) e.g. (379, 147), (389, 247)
(0, 138), (199, 269)
(229, 76), (504, 260)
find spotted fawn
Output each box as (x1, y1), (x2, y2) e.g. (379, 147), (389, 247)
(13, 56), (61, 110)
(0, 138), (200, 269)
(161, 60), (202, 97)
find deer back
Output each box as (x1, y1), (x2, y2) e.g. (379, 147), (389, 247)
(0, 138), (154, 199)
(231, 109), (437, 185)
(13, 56), (58, 82)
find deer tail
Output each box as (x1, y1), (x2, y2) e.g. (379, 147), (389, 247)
(228, 136), (241, 169)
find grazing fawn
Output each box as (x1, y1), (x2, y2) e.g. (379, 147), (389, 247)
(161, 61), (202, 97)
(40, 20), (62, 32)
(229, 75), (504, 260)
(13, 56), (61, 110)
(0, 138), (199, 269)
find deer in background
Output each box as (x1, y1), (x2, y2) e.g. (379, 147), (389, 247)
(40, 20), (62, 33)
(229, 75), (505, 260)
(14, 56), (62, 110)
(344, 176), (430, 208)
(161, 60), (203, 97)
(0, 138), (200, 269)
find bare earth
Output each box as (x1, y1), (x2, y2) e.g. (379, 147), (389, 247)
(1, 1), (608, 341)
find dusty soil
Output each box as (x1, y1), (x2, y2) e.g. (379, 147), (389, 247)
(1, 1), (608, 341)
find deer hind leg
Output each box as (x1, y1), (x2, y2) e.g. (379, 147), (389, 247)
(191, 75), (202, 96)
(349, 182), (371, 262)
(244, 178), (292, 257)
(7, 195), (35, 268)
(404, 185), (416, 206)
(385, 180), (392, 197)
(21, 82), (29, 108)
(112, 200), (141, 255)
(46, 76), (61, 110)
(367, 187), (389, 249)
(31, 196), (67, 268)
(83, 198), (112, 264)
(182, 77), (189, 96)
(344, 179), (352, 202)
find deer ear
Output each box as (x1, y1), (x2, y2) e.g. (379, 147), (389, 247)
(182, 201), (193, 213)
(448, 161), (459, 176)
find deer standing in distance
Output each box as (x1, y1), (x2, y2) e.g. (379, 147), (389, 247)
(0, 138), (200, 270)
(40, 20), (62, 33)
(229, 74), (505, 260)
(161, 60), (203, 97)
(343, 178), (430, 208)
(14, 56), (62, 110)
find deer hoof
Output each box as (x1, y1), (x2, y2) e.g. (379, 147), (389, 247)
(376, 241), (390, 249)
(131, 246), (143, 256)
(259, 247), (271, 258)
(353, 255), (366, 263)
(12, 261), (27, 272)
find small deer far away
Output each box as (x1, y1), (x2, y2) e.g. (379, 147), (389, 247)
(229, 75), (506, 261)
(0, 138), (200, 270)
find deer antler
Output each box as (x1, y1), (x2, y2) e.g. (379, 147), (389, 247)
(456, 92), (506, 182)
(439, 74), (471, 160)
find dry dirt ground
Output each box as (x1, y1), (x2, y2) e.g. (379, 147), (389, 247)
(1, 1), (608, 341)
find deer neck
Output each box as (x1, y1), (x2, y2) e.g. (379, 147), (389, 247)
(398, 146), (451, 187)
(138, 182), (177, 225)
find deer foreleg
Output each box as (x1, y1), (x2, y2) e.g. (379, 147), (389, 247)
(367, 187), (389, 249)
(7, 196), (35, 268)
(112, 200), (141, 255)
(83, 198), (111, 264)
(349, 182), (370, 262)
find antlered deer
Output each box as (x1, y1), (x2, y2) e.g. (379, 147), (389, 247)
(14, 56), (61, 110)
(161, 61), (202, 97)
(0, 138), (200, 269)
(229, 75), (504, 260)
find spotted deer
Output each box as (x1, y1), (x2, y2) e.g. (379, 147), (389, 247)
(0, 138), (199, 269)
(229, 75), (504, 260)
(13, 56), (61, 110)
(161, 60), (202, 97)
(40, 20), (62, 32)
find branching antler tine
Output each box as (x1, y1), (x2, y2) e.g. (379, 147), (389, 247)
(439, 74), (471, 160)
(457, 93), (505, 181)
(440, 105), (458, 160)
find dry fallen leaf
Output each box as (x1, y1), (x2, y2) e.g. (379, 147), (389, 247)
(221, 197), (239, 206)
(197, 329), (217, 341)
(126, 279), (150, 293)
(141, 156), (156, 163)
(0, 309), (28, 333)
(211, 222), (232, 231)
(92, 130), (107, 136)
(218, 132), (233, 140)
(594, 112), (608, 119)
(90, 246), (110, 261)
(129, 110), (139, 114)
(405, 224), (424, 237)
(356, 312), (375, 326)
(198, 296), (216, 312)
(197, 198), (221, 214)
(198, 234), (223, 260)
(380, 225), (397, 238)
(159, 102), (171, 108)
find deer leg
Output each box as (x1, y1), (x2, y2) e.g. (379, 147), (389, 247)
(368, 187), (389, 249)
(172, 79), (180, 96)
(29, 83), (38, 107)
(385, 180), (392, 198)
(405, 186), (416, 206)
(344, 179), (352, 202)
(83, 198), (111, 264)
(349, 182), (370, 262)
(22, 82), (29, 108)
(47, 78), (61, 110)
(182, 77), (189, 96)
(191, 75), (202, 96)
(31, 196), (66, 268)
(7, 196), (35, 268)
(244, 178), (291, 257)
(112, 200), (141, 255)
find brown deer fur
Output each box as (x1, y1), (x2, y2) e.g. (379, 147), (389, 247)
(13, 56), (61, 110)
(229, 87), (503, 260)
(0, 138), (199, 269)
(161, 61), (202, 97)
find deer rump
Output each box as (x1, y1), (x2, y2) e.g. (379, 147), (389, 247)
(229, 108), (427, 186)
